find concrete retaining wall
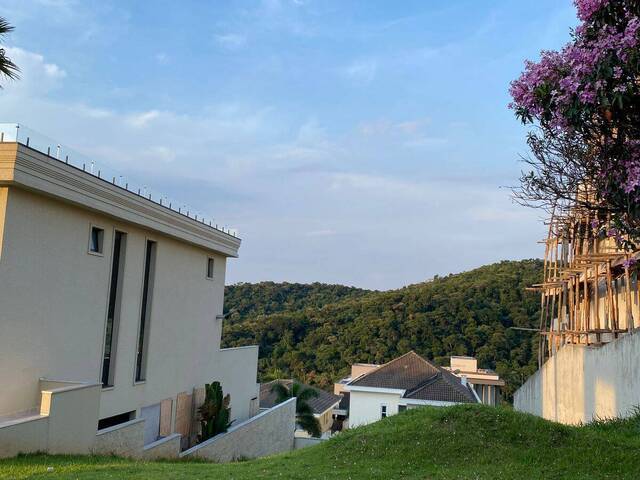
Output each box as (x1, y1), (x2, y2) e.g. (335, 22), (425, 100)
(0, 381), (101, 459)
(0, 415), (48, 458)
(93, 419), (145, 458)
(514, 332), (640, 424)
(181, 397), (296, 462)
(142, 433), (181, 459)
(294, 437), (324, 450)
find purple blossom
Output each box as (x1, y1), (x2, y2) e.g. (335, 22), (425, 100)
(623, 257), (637, 269)
(575, 0), (608, 21)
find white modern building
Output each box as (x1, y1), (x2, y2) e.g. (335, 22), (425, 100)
(444, 356), (504, 406)
(0, 131), (262, 458)
(340, 352), (479, 427)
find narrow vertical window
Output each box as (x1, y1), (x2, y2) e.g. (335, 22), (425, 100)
(135, 240), (157, 382)
(206, 257), (214, 279)
(380, 405), (387, 419)
(102, 231), (127, 387)
(89, 226), (104, 254)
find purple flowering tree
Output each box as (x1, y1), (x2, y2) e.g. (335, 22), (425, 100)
(510, 0), (640, 247)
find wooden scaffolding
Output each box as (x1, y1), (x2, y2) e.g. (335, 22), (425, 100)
(530, 205), (640, 366)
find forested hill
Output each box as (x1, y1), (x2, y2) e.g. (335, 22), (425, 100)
(222, 259), (543, 400)
(223, 282), (372, 324)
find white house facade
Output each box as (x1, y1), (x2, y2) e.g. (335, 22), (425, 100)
(0, 137), (261, 458)
(343, 352), (479, 427)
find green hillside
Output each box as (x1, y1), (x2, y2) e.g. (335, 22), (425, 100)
(4, 405), (639, 479)
(223, 260), (543, 399)
(224, 281), (372, 324)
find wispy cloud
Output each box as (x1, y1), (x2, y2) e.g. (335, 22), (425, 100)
(343, 58), (378, 85)
(126, 110), (160, 128)
(215, 33), (247, 49)
(305, 229), (337, 237)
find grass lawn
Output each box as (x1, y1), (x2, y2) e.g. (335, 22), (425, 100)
(2, 405), (640, 479)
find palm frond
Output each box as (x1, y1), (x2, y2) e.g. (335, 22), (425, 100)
(270, 382), (292, 403)
(0, 17), (14, 36)
(297, 413), (321, 438)
(0, 17), (19, 83)
(296, 401), (314, 416)
(296, 387), (319, 403)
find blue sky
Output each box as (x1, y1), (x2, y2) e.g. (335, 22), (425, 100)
(0, 0), (578, 289)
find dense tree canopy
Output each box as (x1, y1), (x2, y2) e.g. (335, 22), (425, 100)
(223, 260), (543, 401)
(510, 0), (640, 247)
(224, 282), (371, 325)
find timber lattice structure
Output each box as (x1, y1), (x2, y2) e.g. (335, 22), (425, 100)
(531, 204), (640, 366)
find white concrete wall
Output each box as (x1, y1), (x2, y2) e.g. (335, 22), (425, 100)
(0, 381), (101, 458)
(181, 397), (296, 462)
(0, 186), (255, 428)
(294, 437), (325, 449)
(0, 415), (48, 458)
(515, 332), (640, 424)
(41, 383), (102, 454)
(348, 391), (401, 427)
(217, 346), (260, 424)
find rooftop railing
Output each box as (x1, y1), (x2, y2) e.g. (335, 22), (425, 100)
(0, 123), (239, 239)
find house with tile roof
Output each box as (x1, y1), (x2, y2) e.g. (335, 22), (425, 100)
(342, 351), (479, 427)
(260, 380), (341, 438)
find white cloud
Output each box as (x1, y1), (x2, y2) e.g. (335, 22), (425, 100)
(0, 46), (544, 289)
(343, 59), (378, 85)
(155, 52), (169, 65)
(126, 110), (160, 128)
(2, 46), (66, 95)
(215, 33), (247, 49)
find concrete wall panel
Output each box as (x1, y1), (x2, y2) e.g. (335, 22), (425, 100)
(181, 397), (295, 462)
(515, 333), (640, 424)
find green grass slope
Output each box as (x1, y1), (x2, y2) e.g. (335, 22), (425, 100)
(3, 405), (639, 480)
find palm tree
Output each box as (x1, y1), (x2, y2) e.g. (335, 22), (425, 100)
(0, 17), (19, 86)
(271, 380), (321, 437)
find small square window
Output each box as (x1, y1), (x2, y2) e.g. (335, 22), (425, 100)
(89, 226), (104, 254)
(206, 258), (215, 279)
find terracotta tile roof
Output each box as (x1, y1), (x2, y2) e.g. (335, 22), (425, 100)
(349, 351), (477, 404)
(260, 380), (341, 415)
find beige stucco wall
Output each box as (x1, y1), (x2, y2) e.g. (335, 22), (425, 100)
(515, 332), (640, 424)
(0, 187), (7, 260)
(42, 383), (102, 454)
(317, 407), (335, 433)
(0, 381), (101, 458)
(181, 397), (296, 462)
(0, 415), (48, 458)
(348, 390), (401, 427)
(0, 185), (255, 429)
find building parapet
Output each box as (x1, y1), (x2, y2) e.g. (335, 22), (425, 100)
(0, 131), (241, 257)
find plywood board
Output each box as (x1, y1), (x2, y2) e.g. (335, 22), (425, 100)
(190, 386), (206, 446)
(159, 397), (173, 437)
(175, 391), (192, 449)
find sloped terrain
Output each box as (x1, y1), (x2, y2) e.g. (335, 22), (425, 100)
(3, 405), (639, 479)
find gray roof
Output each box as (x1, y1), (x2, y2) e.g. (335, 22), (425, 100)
(349, 351), (477, 404)
(260, 380), (341, 415)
